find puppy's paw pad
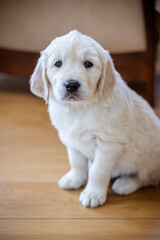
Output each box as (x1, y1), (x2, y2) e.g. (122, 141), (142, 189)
(79, 190), (106, 208)
(112, 177), (141, 195)
(58, 171), (86, 190)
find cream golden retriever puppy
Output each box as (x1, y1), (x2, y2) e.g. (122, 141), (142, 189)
(30, 30), (160, 208)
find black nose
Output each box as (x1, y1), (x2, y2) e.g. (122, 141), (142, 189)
(64, 80), (80, 93)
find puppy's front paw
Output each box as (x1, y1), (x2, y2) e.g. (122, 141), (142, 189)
(58, 170), (87, 190)
(79, 188), (106, 208)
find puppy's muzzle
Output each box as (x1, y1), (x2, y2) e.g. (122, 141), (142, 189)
(64, 80), (80, 93)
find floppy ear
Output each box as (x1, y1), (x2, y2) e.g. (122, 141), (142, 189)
(30, 52), (49, 103)
(97, 51), (116, 100)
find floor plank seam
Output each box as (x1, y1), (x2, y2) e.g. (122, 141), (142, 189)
(0, 218), (160, 220)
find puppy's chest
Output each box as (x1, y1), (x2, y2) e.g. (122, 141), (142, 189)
(49, 106), (96, 160)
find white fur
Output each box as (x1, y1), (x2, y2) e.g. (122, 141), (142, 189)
(30, 30), (160, 208)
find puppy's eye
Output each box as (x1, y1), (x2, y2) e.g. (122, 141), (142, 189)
(84, 61), (93, 68)
(55, 60), (62, 67)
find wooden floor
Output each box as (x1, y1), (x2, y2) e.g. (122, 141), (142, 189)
(0, 91), (160, 239)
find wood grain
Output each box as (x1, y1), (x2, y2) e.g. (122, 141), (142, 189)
(0, 219), (160, 240)
(0, 92), (160, 239)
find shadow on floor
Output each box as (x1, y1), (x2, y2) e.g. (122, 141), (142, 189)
(0, 74), (30, 93)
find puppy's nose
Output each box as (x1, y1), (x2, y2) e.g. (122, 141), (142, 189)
(64, 80), (80, 93)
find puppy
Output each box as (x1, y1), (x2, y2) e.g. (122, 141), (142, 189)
(30, 30), (160, 208)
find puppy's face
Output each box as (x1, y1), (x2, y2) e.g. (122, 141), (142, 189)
(30, 30), (116, 105)
(47, 34), (103, 102)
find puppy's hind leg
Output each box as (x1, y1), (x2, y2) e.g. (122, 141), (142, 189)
(112, 175), (143, 195)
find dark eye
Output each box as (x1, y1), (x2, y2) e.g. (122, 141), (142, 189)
(55, 60), (62, 67)
(84, 61), (93, 68)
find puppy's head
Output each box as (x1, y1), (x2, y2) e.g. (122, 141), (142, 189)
(30, 30), (116, 104)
